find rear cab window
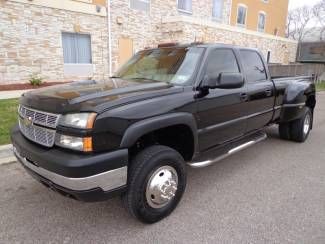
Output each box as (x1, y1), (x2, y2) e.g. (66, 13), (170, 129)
(240, 50), (267, 82)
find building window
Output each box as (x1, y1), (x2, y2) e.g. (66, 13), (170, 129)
(258, 12), (266, 32)
(236, 4), (247, 27)
(62, 33), (92, 64)
(130, 0), (150, 12)
(212, 0), (224, 20)
(178, 0), (192, 13)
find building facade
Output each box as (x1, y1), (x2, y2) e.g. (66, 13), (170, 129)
(0, 0), (109, 84)
(0, 0), (297, 85)
(109, 0), (296, 72)
(230, 0), (289, 37)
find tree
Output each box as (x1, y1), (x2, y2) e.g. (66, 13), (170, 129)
(313, 0), (325, 40)
(286, 6), (314, 41)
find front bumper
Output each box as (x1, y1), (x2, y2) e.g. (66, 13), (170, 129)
(11, 125), (128, 202)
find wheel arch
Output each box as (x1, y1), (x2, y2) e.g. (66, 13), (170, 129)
(279, 82), (316, 123)
(120, 113), (198, 161)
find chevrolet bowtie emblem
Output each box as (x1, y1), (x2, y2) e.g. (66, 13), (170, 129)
(23, 116), (33, 126)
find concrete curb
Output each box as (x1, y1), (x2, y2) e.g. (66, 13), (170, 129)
(0, 144), (16, 166)
(0, 144), (12, 151)
(0, 89), (31, 100)
(0, 157), (16, 165)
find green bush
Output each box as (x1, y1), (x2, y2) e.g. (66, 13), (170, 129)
(316, 81), (325, 91)
(29, 73), (43, 86)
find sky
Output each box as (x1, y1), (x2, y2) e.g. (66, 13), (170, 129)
(289, 0), (320, 10)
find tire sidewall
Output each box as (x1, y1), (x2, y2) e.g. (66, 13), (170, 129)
(302, 109), (312, 141)
(129, 147), (187, 223)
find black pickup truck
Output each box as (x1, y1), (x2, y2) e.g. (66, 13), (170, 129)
(11, 43), (316, 223)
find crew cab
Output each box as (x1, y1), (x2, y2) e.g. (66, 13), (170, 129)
(11, 43), (316, 223)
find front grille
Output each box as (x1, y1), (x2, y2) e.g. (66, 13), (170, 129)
(18, 105), (60, 147)
(18, 105), (59, 128)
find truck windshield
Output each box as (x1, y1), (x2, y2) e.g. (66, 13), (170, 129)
(114, 47), (204, 85)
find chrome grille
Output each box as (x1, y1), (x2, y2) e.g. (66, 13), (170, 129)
(19, 118), (56, 147)
(18, 105), (60, 147)
(18, 105), (59, 129)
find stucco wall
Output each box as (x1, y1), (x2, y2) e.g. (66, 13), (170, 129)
(230, 0), (289, 37)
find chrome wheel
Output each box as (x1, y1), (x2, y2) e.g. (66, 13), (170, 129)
(146, 166), (178, 209)
(303, 114), (311, 135)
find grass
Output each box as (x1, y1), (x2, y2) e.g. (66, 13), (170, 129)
(316, 81), (325, 91)
(0, 98), (19, 145)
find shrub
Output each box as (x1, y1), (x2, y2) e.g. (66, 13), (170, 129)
(29, 73), (43, 86)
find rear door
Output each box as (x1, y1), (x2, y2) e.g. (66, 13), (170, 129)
(239, 49), (274, 132)
(196, 48), (248, 151)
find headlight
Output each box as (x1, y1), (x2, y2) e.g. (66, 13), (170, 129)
(59, 113), (97, 129)
(55, 134), (93, 152)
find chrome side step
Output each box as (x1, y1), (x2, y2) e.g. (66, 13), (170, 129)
(188, 132), (267, 168)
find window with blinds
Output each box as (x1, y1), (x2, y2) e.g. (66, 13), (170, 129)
(130, 0), (150, 12)
(178, 0), (192, 13)
(212, 0), (224, 20)
(62, 32), (92, 64)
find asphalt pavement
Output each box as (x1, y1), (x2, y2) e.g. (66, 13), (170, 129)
(1, 93), (325, 244)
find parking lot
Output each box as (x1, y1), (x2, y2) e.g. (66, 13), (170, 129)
(1, 93), (325, 244)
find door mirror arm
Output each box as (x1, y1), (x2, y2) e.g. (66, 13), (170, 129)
(195, 82), (210, 98)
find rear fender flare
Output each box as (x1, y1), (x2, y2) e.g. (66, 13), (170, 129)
(280, 82), (315, 122)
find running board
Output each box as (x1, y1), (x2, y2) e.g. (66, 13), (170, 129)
(188, 132), (267, 168)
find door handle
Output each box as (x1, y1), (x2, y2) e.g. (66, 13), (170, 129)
(265, 88), (272, 96)
(240, 93), (248, 101)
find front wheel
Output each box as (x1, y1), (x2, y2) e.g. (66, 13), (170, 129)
(123, 145), (187, 223)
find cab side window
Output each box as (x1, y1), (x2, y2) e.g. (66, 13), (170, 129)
(240, 50), (267, 82)
(205, 49), (240, 79)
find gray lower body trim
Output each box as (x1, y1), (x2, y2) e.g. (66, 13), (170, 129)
(13, 147), (127, 192)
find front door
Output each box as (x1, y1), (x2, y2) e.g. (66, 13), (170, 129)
(196, 48), (247, 151)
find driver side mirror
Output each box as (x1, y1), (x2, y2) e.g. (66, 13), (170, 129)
(204, 72), (244, 89)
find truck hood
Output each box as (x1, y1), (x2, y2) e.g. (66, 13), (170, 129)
(20, 79), (183, 114)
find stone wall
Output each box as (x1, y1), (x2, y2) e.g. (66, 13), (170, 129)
(0, 0), (109, 84)
(110, 0), (297, 72)
(160, 16), (298, 64)
(0, 0), (297, 84)
(109, 0), (232, 71)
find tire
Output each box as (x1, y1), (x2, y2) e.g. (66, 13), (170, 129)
(279, 122), (291, 140)
(123, 145), (187, 224)
(290, 107), (312, 143)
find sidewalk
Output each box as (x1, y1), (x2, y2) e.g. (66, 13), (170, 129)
(0, 144), (15, 165)
(0, 90), (31, 100)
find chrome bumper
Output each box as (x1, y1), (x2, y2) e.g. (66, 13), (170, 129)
(13, 147), (127, 192)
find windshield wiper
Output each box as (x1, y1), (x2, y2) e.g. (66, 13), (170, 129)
(129, 77), (166, 83)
